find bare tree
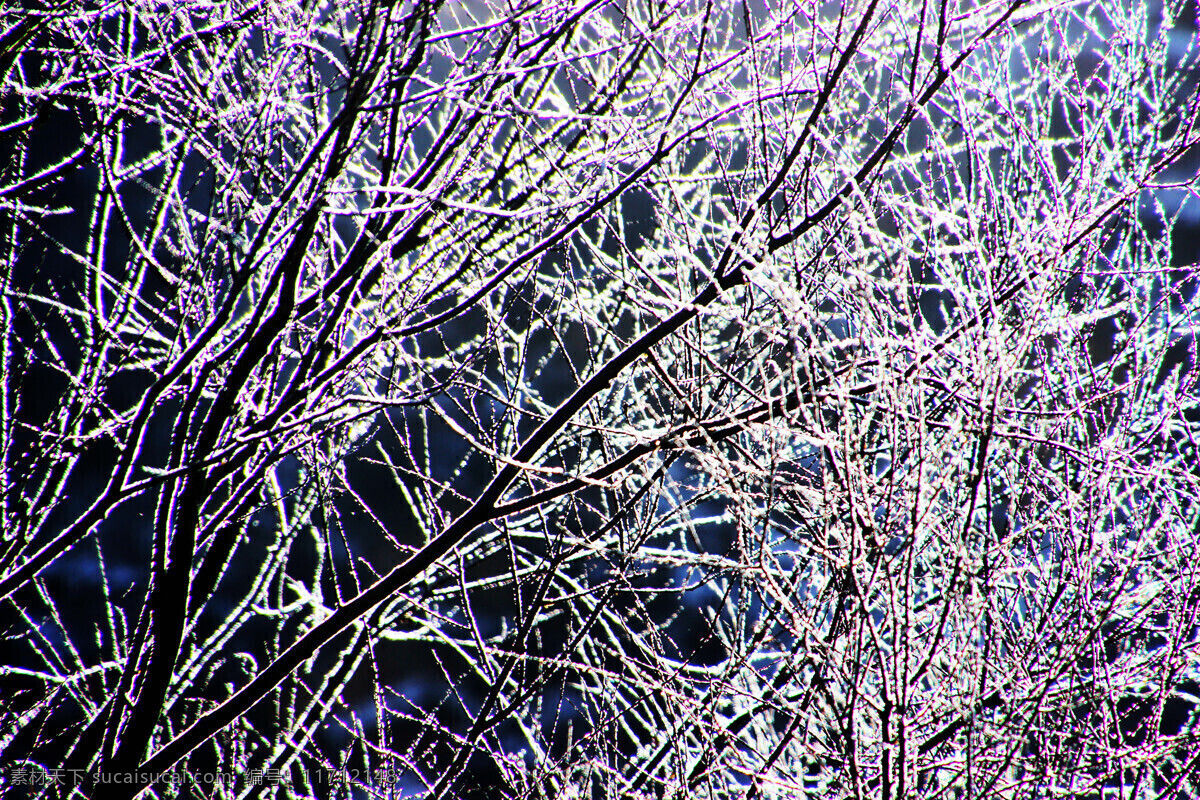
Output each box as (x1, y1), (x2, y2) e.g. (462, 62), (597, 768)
(2, 0), (1199, 797)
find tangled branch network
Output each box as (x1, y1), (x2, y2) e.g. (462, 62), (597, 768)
(2, 0), (1199, 797)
